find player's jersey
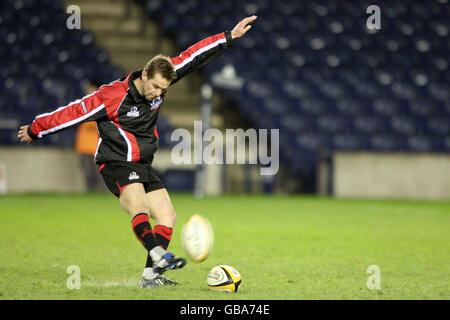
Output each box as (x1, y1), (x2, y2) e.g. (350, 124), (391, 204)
(28, 31), (233, 165)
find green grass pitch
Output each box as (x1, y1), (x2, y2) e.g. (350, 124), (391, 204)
(0, 193), (448, 300)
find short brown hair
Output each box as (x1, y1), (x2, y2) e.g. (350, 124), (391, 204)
(144, 54), (177, 82)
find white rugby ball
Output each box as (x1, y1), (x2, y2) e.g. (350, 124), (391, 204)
(207, 265), (242, 293)
(181, 214), (214, 263)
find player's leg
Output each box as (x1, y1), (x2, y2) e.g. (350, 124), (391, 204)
(119, 183), (182, 265)
(98, 164), (158, 255)
(119, 182), (158, 252)
(144, 168), (177, 249)
(140, 169), (186, 285)
(100, 162), (160, 254)
(119, 182), (185, 287)
(146, 188), (177, 250)
(99, 162), (185, 288)
(118, 183), (162, 283)
(143, 188), (186, 272)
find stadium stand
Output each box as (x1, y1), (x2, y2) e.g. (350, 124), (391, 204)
(1, 0), (448, 192)
(141, 0), (449, 190)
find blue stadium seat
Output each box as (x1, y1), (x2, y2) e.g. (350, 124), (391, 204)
(407, 136), (435, 152)
(390, 117), (418, 136)
(296, 133), (331, 152)
(280, 115), (316, 134)
(427, 118), (449, 135)
(332, 134), (369, 151)
(353, 116), (388, 135)
(316, 116), (352, 134)
(369, 134), (406, 151)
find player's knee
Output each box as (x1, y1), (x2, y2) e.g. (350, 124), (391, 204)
(154, 206), (177, 227)
(118, 183), (150, 217)
(161, 207), (177, 226)
(120, 196), (150, 217)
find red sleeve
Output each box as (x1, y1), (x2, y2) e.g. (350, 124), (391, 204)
(170, 31), (232, 84)
(29, 79), (128, 139)
(29, 90), (106, 139)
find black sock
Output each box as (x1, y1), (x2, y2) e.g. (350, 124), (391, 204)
(131, 213), (157, 267)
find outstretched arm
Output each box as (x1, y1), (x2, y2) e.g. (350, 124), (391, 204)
(170, 15), (257, 84)
(17, 79), (132, 143)
(17, 88), (107, 143)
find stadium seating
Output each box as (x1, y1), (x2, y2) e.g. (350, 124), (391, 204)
(0, 0), (175, 147)
(1, 0), (448, 191)
(142, 0), (449, 180)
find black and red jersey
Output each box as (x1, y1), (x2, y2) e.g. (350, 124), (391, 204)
(28, 31), (233, 165)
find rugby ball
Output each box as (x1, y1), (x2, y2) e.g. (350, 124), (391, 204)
(181, 214), (214, 263)
(207, 265), (242, 293)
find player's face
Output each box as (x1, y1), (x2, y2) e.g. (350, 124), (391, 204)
(142, 72), (171, 101)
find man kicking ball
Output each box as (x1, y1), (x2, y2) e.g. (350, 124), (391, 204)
(18, 15), (257, 288)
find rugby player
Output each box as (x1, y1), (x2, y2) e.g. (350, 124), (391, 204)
(18, 15), (257, 288)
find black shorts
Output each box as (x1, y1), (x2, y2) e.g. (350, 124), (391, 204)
(99, 161), (165, 198)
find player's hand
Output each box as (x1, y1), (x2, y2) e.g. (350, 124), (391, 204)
(17, 125), (35, 143)
(231, 15), (257, 40)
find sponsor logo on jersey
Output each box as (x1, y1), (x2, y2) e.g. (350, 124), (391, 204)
(127, 106), (140, 117)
